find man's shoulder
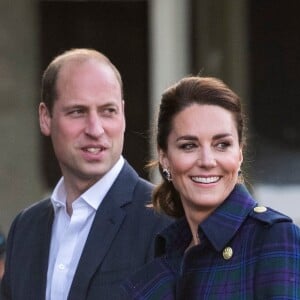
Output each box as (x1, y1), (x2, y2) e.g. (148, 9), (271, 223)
(14, 197), (52, 225)
(118, 164), (171, 221)
(134, 176), (154, 193)
(22, 197), (52, 213)
(115, 161), (154, 198)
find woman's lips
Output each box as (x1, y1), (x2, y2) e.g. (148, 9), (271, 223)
(191, 176), (220, 184)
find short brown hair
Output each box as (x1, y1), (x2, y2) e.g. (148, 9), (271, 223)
(41, 48), (123, 114)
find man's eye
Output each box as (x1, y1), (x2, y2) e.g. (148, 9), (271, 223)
(103, 107), (117, 116)
(68, 109), (84, 116)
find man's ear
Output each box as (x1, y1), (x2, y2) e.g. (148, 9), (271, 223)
(39, 102), (51, 136)
(239, 146), (244, 166)
(122, 100), (126, 132)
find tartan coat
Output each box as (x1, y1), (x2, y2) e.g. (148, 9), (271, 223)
(122, 184), (300, 299)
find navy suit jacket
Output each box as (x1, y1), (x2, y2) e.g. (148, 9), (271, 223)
(1, 161), (171, 300)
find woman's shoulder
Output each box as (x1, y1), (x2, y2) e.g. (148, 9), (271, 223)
(121, 257), (176, 300)
(248, 205), (293, 224)
(246, 205), (300, 244)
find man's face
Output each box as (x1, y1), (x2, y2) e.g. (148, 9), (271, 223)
(39, 59), (125, 189)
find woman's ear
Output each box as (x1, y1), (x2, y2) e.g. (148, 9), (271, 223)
(39, 102), (51, 136)
(158, 148), (169, 169)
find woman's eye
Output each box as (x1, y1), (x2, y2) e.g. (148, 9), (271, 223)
(179, 143), (196, 151)
(216, 142), (231, 150)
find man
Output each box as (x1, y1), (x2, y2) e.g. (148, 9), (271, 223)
(0, 231), (5, 280)
(1, 49), (171, 300)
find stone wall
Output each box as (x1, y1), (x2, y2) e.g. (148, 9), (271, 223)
(0, 0), (45, 234)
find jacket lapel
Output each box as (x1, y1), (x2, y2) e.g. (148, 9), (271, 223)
(68, 162), (138, 299)
(30, 200), (54, 299)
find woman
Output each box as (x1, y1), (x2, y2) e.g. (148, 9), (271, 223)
(122, 76), (300, 299)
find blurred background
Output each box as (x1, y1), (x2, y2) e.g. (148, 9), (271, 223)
(0, 0), (299, 237)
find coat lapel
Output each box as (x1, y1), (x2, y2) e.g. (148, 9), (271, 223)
(68, 162), (138, 299)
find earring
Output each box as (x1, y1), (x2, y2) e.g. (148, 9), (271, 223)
(238, 170), (242, 176)
(162, 168), (172, 182)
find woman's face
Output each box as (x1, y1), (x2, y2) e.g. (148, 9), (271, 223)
(160, 104), (243, 221)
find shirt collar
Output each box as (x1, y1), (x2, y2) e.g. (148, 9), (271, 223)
(157, 184), (257, 255)
(51, 156), (125, 212)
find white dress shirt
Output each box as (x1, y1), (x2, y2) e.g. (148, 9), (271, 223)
(46, 156), (124, 300)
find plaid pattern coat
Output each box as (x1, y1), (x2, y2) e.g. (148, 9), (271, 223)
(122, 184), (300, 299)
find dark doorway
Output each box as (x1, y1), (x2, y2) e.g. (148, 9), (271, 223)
(248, 0), (300, 184)
(39, 1), (149, 188)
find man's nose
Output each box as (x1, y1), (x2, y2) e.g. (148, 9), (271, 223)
(85, 113), (104, 137)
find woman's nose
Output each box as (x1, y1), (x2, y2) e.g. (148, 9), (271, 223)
(198, 147), (217, 168)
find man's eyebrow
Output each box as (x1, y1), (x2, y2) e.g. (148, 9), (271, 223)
(61, 104), (86, 111)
